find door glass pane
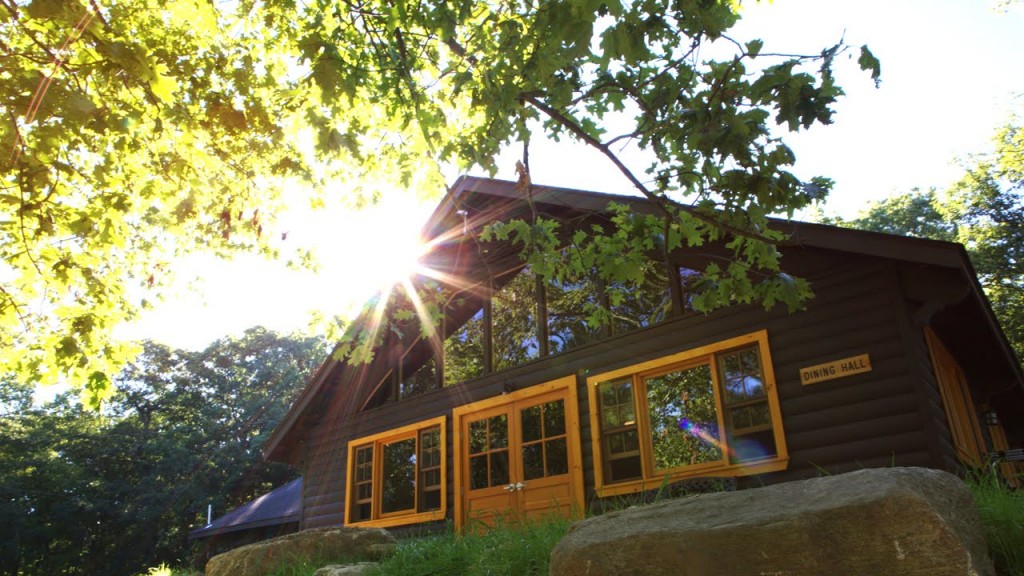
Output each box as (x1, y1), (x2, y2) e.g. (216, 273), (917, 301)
(469, 419), (487, 454)
(469, 454), (489, 490)
(522, 442), (544, 480)
(545, 437), (568, 476)
(489, 414), (508, 449)
(381, 438), (416, 514)
(490, 450), (510, 486)
(543, 400), (566, 437)
(646, 363), (722, 471)
(521, 405), (542, 443)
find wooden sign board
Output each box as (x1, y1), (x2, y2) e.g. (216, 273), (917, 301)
(800, 354), (872, 386)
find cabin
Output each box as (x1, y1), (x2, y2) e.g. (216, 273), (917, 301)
(263, 176), (1024, 532)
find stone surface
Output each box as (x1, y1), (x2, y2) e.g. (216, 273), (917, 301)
(550, 467), (994, 576)
(206, 526), (395, 576)
(313, 562), (379, 576)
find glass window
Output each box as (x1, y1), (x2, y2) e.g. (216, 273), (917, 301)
(347, 417), (446, 527)
(546, 273), (603, 354)
(492, 268), (540, 370)
(400, 357), (437, 400)
(444, 308), (485, 386)
(609, 260), (673, 335)
(588, 331), (786, 494)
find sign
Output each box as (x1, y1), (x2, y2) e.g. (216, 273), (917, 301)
(800, 354), (872, 386)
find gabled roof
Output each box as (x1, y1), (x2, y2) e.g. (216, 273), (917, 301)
(262, 176), (1024, 462)
(188, 477), (301, 540)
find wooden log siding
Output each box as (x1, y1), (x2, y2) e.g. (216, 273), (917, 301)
(296, 259), (947, 530)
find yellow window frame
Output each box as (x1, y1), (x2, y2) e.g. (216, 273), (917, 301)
(344, 415), (447, 528)
(587, 330), (789, 497)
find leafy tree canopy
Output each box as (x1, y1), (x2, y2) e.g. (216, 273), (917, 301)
(826, 122), (1024, 362)
(0, 328), (326, 575)
(1, 0), (879, 400)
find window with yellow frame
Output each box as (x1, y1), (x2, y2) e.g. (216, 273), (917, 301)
(345, 416), (447, 528)
(587, 330), (788, 496)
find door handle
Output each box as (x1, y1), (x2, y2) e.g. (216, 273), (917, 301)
(503, 483), (516, 492)
(514, 482), (526, 491)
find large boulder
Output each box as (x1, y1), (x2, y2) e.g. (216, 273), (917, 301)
(206, 526), (395, 576)
(550, 467), (994, 576)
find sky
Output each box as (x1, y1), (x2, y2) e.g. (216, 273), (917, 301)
(115, 0), (1024, 351)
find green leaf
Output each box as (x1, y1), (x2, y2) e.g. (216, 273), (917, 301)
(745, 39), (764, 57)
(858, 45), (881, 88)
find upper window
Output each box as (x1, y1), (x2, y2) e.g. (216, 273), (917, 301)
(346, 416), (446, 528)
(587, 330), (787, 495)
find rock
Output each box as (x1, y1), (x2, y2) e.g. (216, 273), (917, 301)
(206, 526), (396, 576)
(313, 562), (379, 576)
(550, 467), (994, 576)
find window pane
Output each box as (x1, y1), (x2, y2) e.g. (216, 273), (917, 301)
(718, 347), (766, 404)
(419, 428), (441, 468)
(598, 379), (635, 428)
(493, 268), (540, 371)
(608, 455), (642, 482)
(522, 442), (544, 480)
(521, 405), (542, 443)
(444, 308), (485, 386)
(543, 400), (566, 437)
(646, 363), (723, 471)
(546, 437), (569, 476)
(469, 455), (489, 490)
(400, 357), (437, 400)
(350, 445), (374, 522)
(490, 450), (510, 486)
(731, 429), (778, 461)
(546, 271), (602, 354)
(381, 438), (417, 514)
(421, 489), (441, 511)
(598, 378), (641, 483)
(609, 259), (672, 335)
(489, 414), (508, 449)
(469, 419), (487, 454)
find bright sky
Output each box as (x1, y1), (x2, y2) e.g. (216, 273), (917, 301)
(116, 0), (1024, 351)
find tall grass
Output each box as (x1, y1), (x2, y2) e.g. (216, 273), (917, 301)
(967, 471), (1024, 576)
(367, 517), (571, 576)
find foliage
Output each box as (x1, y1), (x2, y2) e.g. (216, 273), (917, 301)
(1, 0), (876, 397)
(967, 471), (1024, 576)
(0, 328), (326, 576)
(827, 122), (1024, 362)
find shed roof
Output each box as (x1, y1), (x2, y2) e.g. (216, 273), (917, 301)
(188, 477), (301, 540)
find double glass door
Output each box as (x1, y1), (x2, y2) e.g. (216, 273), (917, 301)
(454, 376), (583, 531)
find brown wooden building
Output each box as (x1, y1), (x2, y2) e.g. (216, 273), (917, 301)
(263, 176), (1024, 532)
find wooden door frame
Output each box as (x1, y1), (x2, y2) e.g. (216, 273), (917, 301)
(452, 375), (584, 532)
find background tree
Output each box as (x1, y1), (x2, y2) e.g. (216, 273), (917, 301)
(1, 0), (878, 398)
(0, 328), (326, 576)
(826, 123), (1023, 362)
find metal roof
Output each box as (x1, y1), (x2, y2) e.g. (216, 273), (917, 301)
(188, 477), (301, 540)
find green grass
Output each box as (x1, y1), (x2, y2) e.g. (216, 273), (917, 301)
(967, 471), (1024, 576)
(367, 517), (571, 576)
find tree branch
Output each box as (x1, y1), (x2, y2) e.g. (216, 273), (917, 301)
(521, 94), (785, 246)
